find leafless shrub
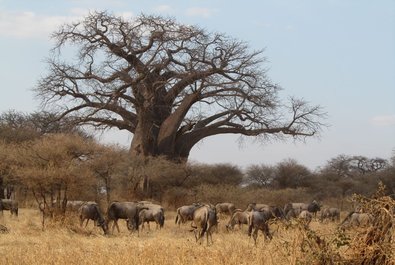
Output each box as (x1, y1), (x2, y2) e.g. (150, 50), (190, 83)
(0, 224), (9, 233)
(344, 182), (395, 265)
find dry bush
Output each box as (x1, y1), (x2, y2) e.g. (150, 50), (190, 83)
(187, 185), (315, 210)
(243, 187), (313, 206)
(273, 220), (342, 265)
(186, 162), (243, 187)
(162, 187), (197, 209)
(344, 182), (395, 265)
(192, 184), (245, 208)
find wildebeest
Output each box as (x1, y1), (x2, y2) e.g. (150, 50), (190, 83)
(107, 201), (148, 233)
(285, 208), (313, 225)
(298, 210), (313, 226)
(66, 200), (94, 212)
(175, 203), (201, 226)
(320, 207), (341, 222)
(215, 202), (236, 216)
(0, 199), (18, 216)
(139, 208), (165, 230)
(340, 212), (372, 228)
(226, 210), (249, 231)
(247, 210), (273, 246)
(246, 203), (285, 220)
(284, 201), (321, 216)
(79, 202), (108, 235)
(191, 204), (218, 245)
(137, 201), (165, 230)
(246, 203), (270, 212)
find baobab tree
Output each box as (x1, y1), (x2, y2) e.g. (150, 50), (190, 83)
(35, 11), (325, 162)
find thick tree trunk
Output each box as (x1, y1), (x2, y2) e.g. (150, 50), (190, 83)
(129, 108), (158, 157)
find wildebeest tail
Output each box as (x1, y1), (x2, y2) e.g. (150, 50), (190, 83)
(247, 214), (253, 237)
(160, 214), (165, 228)
(200, 220), (208, 239)
(175, 208), (180, 224)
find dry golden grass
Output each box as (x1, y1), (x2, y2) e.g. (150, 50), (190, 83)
(0, 209), (392, 265)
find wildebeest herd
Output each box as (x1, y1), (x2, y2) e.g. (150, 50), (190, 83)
(0, 198), (373, 245)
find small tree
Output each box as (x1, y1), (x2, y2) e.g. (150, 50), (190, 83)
(9, 134), (97, 228)
(185, 163), (243, 187)
(323, 154), (388, 179)
(244, 164), (276, 187)
(274, 159), (312, 189)
(87, 144), (128, 204)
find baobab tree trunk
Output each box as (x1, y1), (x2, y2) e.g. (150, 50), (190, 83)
(129, 107), (159, 157)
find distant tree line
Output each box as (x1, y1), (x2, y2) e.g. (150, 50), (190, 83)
(0, 110), (394, 213)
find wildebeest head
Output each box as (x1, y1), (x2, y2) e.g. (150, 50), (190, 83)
(93, 205), (109, 235)
(126, 218), (137, 231)
(270, 206), (286, 219)
(97, 218), (109, 235)
(246, 203), (257, 212)
(308, 201), (321, 213)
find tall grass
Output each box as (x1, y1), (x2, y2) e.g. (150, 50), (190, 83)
(0, 207), (393, 265)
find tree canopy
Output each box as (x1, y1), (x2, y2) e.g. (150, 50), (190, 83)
(35, 11), (325, 161)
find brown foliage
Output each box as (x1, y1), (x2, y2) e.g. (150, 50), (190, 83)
(345, 182), (395, 265)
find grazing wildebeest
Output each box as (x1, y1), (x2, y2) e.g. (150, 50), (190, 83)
(247, 210), (273, 246)
(226, 210), (249, 231)
(267, 206), (286, 220)
(107, 201), (148, 233)
(215, 202), (236, 216)
(0, 199), (18, 216)
(175, 203), (201, 226)
(79, 202), (108, 235)
(191, 205), (218, 245)
(298, 210), (313, 226)
(284, 201), (321, 217)
(320, 207), (340, 222)
(137, 201), (165, 230)
(340, 212), (372, 228)
(139, 208), (165, 230)
(285, 208), (297, 220)
(247, 204), (285, 220)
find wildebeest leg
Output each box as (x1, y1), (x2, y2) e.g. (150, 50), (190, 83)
(263, 223), (272, 241)
(113, 220), (120, 233)
(140, 219), (145, 231)
(85, 219), (90, 227)
(193, 229), (198, 242)
(207, 230), (213, 245)
(252, 228), (259, 246)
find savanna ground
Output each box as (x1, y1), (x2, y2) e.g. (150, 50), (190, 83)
(1, 208), (388, 265)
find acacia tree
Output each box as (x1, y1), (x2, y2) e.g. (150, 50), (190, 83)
(274, 159), (312, 189)
(36, 11), (325, 161)
(245, 164), (276, 187)
(8, 134), (98, 228)
(0, 110), (90, 199)
(323, 154), (388, 179)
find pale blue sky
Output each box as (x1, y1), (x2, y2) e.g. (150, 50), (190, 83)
(1, 0), (394, 170)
